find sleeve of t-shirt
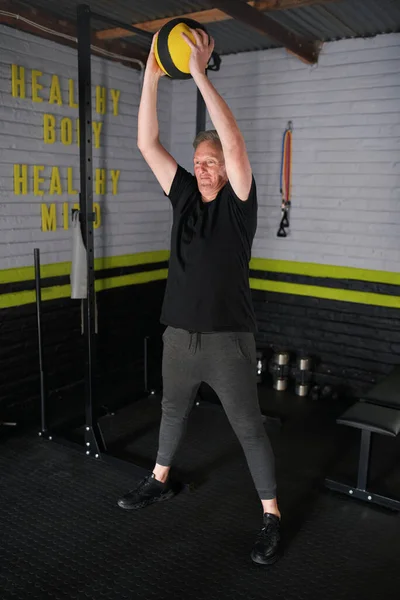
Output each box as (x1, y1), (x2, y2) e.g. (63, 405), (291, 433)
(165, 164), (197, 210)
(225, 175), (257, 211)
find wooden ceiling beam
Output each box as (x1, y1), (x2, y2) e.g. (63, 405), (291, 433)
(95, 0), (336, 41)
(206, 0), (320, 63)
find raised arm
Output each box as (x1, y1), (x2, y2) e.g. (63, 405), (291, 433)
(183, 30), (252, 201)
(138, 34), (177, 196)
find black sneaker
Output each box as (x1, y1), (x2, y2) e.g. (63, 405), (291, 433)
(117, 474), (174, 510)
(251, 513), (281, 565)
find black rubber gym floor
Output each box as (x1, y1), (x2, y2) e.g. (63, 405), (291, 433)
(1, 387), (400, 600)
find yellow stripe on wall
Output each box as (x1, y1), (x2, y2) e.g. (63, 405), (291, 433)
(0, 250), (170, 285)
(0, 285), (71, 309)
(97, 251), (170, 271)
(95, 269), (168, 292)
(1, 252), (398, 286)
(1, 252), (399, 310)
(1, 272), (398, 311)
(0, 269), (168, 309)
(250, 258), (400, 286)
(0, 262), (71, 284)
(250, 278), (400, 309)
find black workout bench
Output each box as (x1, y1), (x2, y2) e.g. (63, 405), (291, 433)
(325, 366), (400, 511)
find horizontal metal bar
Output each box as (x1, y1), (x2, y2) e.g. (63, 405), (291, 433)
(40, 434), (151, 479)
(325, 478), (400, 511)
(90, 10), (153, 39)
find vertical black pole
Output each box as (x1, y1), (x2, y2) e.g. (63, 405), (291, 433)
(196, 87), (206, 135)
(144, 337), (149, 393)
(195, 54), (221, 135)
(357, 430), (371, 491)
(34, 248), (47, 435)
(77, 4), (103, 454)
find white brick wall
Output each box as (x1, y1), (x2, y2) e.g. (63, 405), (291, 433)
(170, 33), (400, 273)
(1, 28), (399, 274)
(0, 25), (172, 269)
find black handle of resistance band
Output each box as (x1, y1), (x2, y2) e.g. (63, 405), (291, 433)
(277, 207), (290, 237)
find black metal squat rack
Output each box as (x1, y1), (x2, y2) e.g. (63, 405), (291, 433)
(35, 4), (220, 475)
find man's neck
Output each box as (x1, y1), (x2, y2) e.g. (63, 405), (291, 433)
(200, 181), (227, 202)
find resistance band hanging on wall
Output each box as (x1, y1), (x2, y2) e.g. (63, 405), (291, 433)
(277, 121), (293, 237)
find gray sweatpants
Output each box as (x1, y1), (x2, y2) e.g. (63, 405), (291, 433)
(156, 326), (277, 500)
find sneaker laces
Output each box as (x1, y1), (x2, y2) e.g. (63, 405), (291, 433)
(127, 475), (154, 496)
(137, 476), (152, 490)
(258, 521), (280, 544)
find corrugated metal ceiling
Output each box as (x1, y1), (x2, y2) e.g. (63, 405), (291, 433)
(5, 0), (400, 55)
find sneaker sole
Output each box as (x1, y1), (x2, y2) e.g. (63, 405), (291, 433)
(250, 550), (280, 566)
(117, 488), (174, 510)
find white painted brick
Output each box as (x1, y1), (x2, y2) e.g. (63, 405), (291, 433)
(208, 59), (400, 85)
(218, 73), (400, 99)
(170, 33), (400, 273)
(0, 25), (172, 270)
(1, 26), (400, 276)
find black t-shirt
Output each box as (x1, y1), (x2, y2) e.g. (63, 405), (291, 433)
(160, 165), (258, 333)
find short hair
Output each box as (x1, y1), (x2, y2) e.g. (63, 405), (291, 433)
(193, 129), (222, 150)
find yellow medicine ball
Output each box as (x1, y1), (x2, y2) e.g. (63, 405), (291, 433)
(154, 18), (209, 80)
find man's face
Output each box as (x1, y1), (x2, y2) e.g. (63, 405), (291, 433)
(193, 141), (228, 199)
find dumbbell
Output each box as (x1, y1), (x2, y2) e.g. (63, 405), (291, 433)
(292, 356), (313, 397)
(269, 351), (290, 391)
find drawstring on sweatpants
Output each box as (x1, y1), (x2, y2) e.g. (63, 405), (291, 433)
(188, 332), (201, 353)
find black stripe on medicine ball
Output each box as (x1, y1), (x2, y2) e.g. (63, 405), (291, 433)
(157, 18), (208, 80)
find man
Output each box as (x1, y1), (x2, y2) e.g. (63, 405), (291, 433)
(118, 28), (281, 566)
